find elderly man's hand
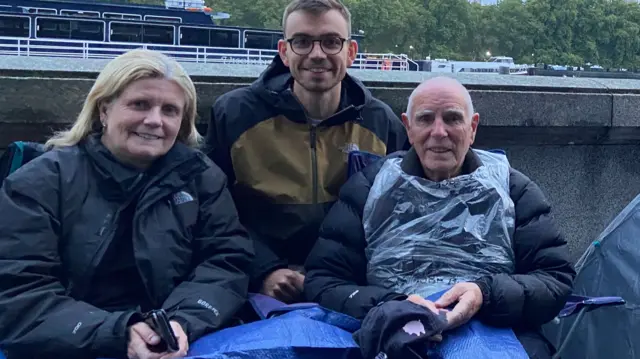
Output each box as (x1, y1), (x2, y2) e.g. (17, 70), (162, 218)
(434, 283), (483, 329)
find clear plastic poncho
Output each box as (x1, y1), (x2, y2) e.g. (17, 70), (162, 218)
(362, 149), (517, 298)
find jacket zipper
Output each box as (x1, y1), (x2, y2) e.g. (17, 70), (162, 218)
(310, 125), (318, 205)
(307, 107), (353, 205)
(79, 173), (146, 299)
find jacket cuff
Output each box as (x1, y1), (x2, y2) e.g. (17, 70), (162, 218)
(374, 292), (409, 308)
(384, 292), (409, 302)
(93, 310), (143, 358)
(249, 260), (289, 292)
(472, 277), (492, 312)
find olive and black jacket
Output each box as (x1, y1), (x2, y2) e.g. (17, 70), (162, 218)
(206, 55), (408, 288)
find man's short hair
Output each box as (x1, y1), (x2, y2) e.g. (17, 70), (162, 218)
(406, 77), (475, 121)
(282, 0), (352, 37)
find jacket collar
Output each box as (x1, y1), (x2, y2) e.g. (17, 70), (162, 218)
(400, 147), (482, 180)
(82, 134), (207, 198)
(250, 55), (370, 125)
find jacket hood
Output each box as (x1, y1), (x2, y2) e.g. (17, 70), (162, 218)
(250, 54), (373, 116)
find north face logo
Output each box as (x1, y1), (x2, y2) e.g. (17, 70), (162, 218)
(172, 191), (194, 205)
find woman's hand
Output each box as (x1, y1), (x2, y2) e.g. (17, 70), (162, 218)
(165, 321), (189, 359)
(127, 321), (189, 359)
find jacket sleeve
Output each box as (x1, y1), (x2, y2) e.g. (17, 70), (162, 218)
(472, 170), (576, 328)
(206, 96), (287, 291)
(0, 156), (141, 358)
(304, 170), (406, 320)
(247, 234), (289, 291)
(206, 99), (235, 184)
(163, 162), (254, 343)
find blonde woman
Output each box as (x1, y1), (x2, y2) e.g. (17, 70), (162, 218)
(0, 49), (254, 359)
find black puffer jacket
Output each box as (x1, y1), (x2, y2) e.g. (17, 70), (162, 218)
(0, 136), (254, 359)
(304, 148), (576, 358)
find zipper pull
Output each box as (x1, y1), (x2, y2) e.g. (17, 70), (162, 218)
(97, 213), (113, 236)
(310, 126), (317, 149)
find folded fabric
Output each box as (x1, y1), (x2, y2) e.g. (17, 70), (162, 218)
(352, 300), (448, 359)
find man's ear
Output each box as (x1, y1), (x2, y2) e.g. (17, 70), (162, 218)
(469, 113), (480, 144)
(278, 39), (290, 67)
(401, 113), (410, 130)
(401, 113), (413, 145)
(346, 39), (358, 67)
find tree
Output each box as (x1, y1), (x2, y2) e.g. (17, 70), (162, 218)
(344, 0), (431, 56)
(127, 0), (640, 68)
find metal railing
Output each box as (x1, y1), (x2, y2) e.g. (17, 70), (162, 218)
(0, 37), (418, 71)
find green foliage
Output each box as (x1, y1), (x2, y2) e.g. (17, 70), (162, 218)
(136, 0), (640, 68)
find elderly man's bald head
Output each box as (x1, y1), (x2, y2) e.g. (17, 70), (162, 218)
(406, 77), (474, 121)
(400, 76), (479, 182)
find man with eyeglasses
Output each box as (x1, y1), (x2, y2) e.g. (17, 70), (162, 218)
(206, 0), (408, 304)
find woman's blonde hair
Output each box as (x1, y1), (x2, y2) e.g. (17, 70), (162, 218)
(45, 49), (201, 149)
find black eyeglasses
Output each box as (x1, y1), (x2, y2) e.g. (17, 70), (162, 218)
(286, 35), (349, 55)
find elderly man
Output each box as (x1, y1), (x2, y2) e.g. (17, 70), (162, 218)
(304, 76), (575, 358)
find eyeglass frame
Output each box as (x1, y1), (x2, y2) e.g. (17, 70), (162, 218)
(285, 35), (351, 56)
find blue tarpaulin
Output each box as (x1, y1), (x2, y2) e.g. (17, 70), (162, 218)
(178, 290), (528, 359)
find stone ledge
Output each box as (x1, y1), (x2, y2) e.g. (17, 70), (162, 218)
(2, 56), (640, 149)
(612, 94), (640, 127)
(0, 77), (623, 127)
